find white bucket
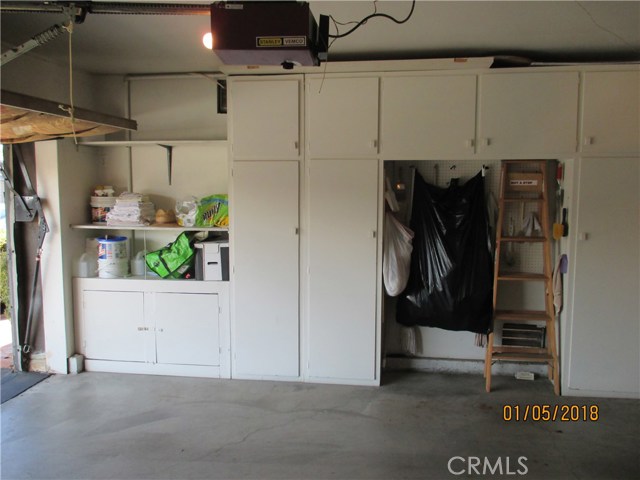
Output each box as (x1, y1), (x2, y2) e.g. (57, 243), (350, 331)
(97, 236), (128, 261)
(91, 196), (116, 224)
(97, 258), (129, 278)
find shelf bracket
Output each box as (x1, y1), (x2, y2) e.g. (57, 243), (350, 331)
(158, 144), (174, 185)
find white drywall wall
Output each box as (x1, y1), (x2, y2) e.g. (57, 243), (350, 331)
(128, 77), (227, 141)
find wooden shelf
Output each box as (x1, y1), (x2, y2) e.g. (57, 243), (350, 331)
(71, 223), (228, 232)
(497, 272), (548, 281)
(494, 310), (550, 323)
(78, 139), (227, 147)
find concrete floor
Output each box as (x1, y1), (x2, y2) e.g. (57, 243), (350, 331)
(1, 371), (638, 480)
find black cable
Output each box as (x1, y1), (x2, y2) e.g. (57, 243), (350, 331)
(328, 0), (416, 39)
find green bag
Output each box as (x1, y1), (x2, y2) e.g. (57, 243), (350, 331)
(145, 232), (196, 279)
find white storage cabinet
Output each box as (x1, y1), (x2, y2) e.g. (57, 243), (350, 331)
(230, 161), (300, 379)
(380, 74), (477, 158)
(306, 76), (379, 158)
(74, 278), (230, 378)
(477, 72), (580, 156)
(565, 157), (639, 396)
(306, 159), (379, 382)
(229, 77), (301, 160)
(581, 70), (640, 155)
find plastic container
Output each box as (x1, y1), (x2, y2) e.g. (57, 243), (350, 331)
(86, 237), (99, 256)
(97, 236), (128, 261)
(91, 196), (116, 224)
(97, 259), (129, 278)
(131, 251), (147, 276)
(74, 253), (97, 278)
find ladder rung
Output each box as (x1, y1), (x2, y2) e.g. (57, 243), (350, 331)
(503, 197), (544, 203)
(492, 352), (553, 363)
(500, 236), (547, 243)
(494, 310), (550, 322)
(492, 346), (548, 355)
(497, 272), (548, 281)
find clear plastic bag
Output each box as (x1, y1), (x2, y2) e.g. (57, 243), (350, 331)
(175, 197), (198, 227)
(383, 212), (414, 297)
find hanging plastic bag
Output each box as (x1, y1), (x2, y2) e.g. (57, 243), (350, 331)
(145, 232), (196, 279)
(397, 171), (493, 334)
(383, 212), (414, 297)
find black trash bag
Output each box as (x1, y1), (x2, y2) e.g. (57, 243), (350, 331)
(397, 171), (493, 334)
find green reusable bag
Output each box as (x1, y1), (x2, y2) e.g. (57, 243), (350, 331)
(145, 232), (195, 279)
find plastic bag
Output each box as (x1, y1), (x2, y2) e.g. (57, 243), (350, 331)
(383, 212), (414, 296)
(145, 232), (196, 279)
(196, 194), (229, 227)
(396, 171), (493, 334)
(175, 197), (198, 227)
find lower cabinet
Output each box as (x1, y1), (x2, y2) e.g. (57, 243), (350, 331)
(150, 292), (220, 367)
(566, 157), (639, 396)
(74, 278), (230, 378)
(82, 290), (147, 363)
(231, 161), (300, 379)
(307, 159), (380, 383)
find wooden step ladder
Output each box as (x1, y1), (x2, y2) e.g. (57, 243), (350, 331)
(485, 160), (560, 395)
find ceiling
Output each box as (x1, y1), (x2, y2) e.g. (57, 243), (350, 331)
(1, 0), (639, 75)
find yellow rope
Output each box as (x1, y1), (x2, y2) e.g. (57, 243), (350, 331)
(58, 21), (77, 145)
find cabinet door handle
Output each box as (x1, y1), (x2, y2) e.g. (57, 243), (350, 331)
(465, 139), (475, 148)
(480, 138), (491, 147)
(583, 136), (594, 146)
(294, 141), (299, 151)
(373, 139), (378, 150)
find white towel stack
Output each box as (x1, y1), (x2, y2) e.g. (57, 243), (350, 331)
(106, 193), (156, 226)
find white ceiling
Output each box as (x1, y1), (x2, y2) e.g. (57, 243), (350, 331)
(1, 1), (639, 75)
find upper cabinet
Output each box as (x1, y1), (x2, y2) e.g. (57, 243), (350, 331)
(380, 75), (477, 159)
(581, 70), (640, 155)
(229, 77), (301, 160)
(306, 77), (379, 158)
(477, 72), (580, 156)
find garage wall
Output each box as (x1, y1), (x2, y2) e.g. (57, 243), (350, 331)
(1, 53), (126, 117)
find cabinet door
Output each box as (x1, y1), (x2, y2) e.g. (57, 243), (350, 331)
(230, 78), (300, 160)
(232, 161), (300, 377)
(82, 291), (147, 362)
(381, 75), (477, 158)
(151, 293), (220, 366)
(307, 159), (379, 381)
(307, 77), (379, 158)
(478, 72), (579, 155)
(582, 71), (640, 154)
(568, 157), (639, 395)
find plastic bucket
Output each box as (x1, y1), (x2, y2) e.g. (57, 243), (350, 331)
(97, 236), (128, 261)
(97, 258), (129, 278)
(91, 196), (116, 224)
